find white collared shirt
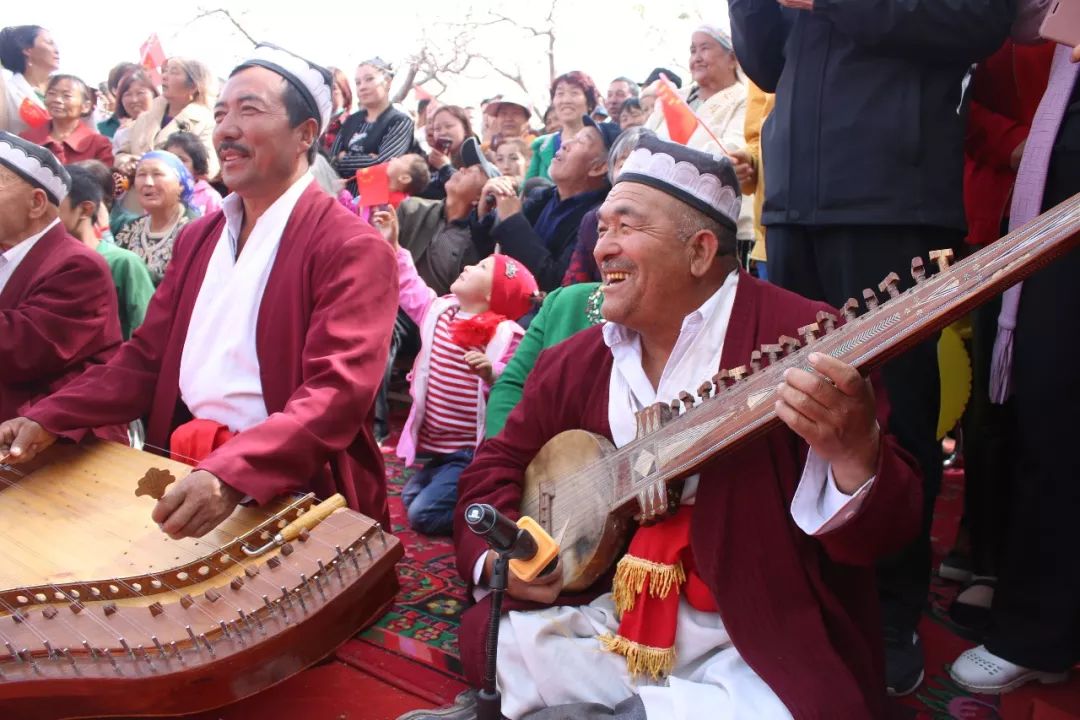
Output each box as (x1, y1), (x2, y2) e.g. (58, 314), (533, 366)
(0, 218), (59, 295)
(603, 270), (872, 531)
(178, 173), (314, 432)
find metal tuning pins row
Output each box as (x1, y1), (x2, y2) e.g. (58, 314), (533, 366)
(843, 249), (954, 321)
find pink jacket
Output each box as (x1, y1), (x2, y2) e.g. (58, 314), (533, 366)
(394, 248), (524, 465)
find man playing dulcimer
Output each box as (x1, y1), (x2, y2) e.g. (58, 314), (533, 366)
(0, 44), (398, 538)
(435, 137), (924, 719)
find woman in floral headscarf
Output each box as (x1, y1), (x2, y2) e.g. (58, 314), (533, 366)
(113, 150), (197, 284)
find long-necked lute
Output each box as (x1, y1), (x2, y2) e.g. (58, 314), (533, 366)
(0, 442), (402, 719)
(523, 193), (1080, 592)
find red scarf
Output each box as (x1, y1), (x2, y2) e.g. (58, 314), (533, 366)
(601, 505), (718, 678)
(450, 310), (506, 349)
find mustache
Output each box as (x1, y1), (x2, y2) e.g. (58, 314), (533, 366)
(600, 262), (636, 274)
(217, 141), (252, 157)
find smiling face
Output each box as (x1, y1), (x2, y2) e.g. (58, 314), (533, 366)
(552, 81), (588, 126)
(121, 81), (155, 119)
(495, 104), (529, 138)
(45, 78), (90, 122)
(549, 125), (604, 184)
(355, 64), (390, 109)
(450, 255), (495, 307)
(594, 183), (704, 332)
(134, 158), (182, 213)
(26, 29), (59, 74)
(213, 66), (315, 194)
(689, 32), (738, 89)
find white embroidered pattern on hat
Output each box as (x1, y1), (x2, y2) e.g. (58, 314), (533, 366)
(505, 260), (518, 279)
(0, 134), (67, 203)
(246, 45), (333, 133)
(621, 147), (741, 226)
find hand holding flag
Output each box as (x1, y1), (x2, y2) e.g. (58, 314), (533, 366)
(656, 74), (731, 157)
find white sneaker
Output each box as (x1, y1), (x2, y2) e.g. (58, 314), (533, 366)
(949, 645), (1069, 694)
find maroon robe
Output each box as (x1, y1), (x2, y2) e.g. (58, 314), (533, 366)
(0, 222), (124, 442)
(453, 273), (923, 719)
(27, 182), (399, 526)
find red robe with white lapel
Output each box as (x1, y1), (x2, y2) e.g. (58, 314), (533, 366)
(26, 183), (399, 525)
(0, 222), (124, 442)
(453, 272), (923, 719)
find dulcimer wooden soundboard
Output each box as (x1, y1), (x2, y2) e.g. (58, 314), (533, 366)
(0, 441), (403, 720)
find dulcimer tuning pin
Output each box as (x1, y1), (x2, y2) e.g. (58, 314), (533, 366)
(697, 381), (714, 400)
(878, 271), (901, 299)
(929, 248), (954, 272)
(678, 391), (696, 411)
(779, 335), (801, 354)
(797, 322), (820, 346)
(749, 350), (763, 372)
(843, 298), (860, 320)
(910, 257), (927, 283)
(816, 311), (838, 332)
(862, 288), (880, 310)
(761, 343), (783, 365)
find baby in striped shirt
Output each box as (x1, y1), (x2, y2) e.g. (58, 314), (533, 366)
(373, 209), (539, 535)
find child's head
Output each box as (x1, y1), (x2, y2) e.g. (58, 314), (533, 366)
(163, 131), (210, 181)
(451, 253), (539, 318)
(387, 153), (430, 196)
(494, 137), (530, 179)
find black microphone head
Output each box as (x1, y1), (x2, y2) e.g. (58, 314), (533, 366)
(465, 503), (495, 532)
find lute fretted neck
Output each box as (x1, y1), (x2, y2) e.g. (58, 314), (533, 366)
(603, 193), (1080, 516)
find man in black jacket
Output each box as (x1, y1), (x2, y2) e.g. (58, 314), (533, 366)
(473, 116), (619, 290)
(729, 0), (1015, 697)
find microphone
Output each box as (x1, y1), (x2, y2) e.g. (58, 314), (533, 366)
(465, 503), (537, 560)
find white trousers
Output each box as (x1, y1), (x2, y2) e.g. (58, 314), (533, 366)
(495, 594), (794, 720)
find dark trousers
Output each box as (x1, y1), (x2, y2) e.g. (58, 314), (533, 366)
(986, 245), (1080, 672)
(767, 224), (958, 634)
(374, 309), (420, 440)
(960, 295), (1016, 578)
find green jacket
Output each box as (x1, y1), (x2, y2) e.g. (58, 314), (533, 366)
(525, 132), (560, 181)
(485, 282), (602, 437)
(96, 239), (156, 340)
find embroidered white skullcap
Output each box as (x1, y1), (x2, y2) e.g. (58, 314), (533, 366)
(0, 131), (69, 205)
(232, 43), (334, 133)
(616, 134), (741, 230)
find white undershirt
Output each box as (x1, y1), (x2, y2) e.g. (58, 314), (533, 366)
(178, 173), (314, 432)
(0, 218), (59, 295)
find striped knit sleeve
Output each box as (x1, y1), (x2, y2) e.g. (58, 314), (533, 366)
(334, 116), (415, 177)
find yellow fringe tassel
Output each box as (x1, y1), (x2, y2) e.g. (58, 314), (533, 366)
(600, 633), (676, 679)
(611, 555), (686, 615)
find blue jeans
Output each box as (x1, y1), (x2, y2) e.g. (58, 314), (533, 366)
(401, 449), (473, 536)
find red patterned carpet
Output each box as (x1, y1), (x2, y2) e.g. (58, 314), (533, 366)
(166, 455), (1078, 720)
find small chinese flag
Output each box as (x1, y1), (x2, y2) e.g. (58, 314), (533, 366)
(657, 75), (699, 145)
(140, 33), (166, 85)
(18, 97), (50, 129)
(356, 163), (391, 207)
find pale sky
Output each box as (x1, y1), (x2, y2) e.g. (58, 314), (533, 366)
(10, 0), (729, 113)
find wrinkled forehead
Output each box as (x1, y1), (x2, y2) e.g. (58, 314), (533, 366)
(598, 182), (670, 222)
(218, 66), (287, 108)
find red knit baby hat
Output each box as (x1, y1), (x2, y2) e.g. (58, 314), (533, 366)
(489, 254), (538, 320)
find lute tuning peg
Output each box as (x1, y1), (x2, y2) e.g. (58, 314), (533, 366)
(678, 391), (696, 412)
(843, 298), (860, 321)
(878, 272), (901, 299)
(727, 366), (749, 382)
(798, 322), (820, 346)
(911, 257), (927, 283)
(749, 350), (763, 373)
(779, 335), (801, 354)
(698, 380), (714, 400)
(929, 249), (954, 272)
(761, 344), (783, 365)
(816, 311), (838, 332)
(862, 288), (879, 310)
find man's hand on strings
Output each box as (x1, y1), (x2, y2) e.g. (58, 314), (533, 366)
(0, 418), (57, 464)
(152, 470), (244, 540)
(775, 352), (880, 494)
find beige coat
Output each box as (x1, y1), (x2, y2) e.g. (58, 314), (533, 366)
(115, 96), (218, 178)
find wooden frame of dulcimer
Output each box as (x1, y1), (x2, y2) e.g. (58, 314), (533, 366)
(0, 441), (403, 719)
(522, 193), (1080, 593)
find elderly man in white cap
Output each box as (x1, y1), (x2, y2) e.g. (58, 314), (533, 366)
(0, 44), (399, 538)
(400, 136), (922, 720)
(0, 131), (124, 435)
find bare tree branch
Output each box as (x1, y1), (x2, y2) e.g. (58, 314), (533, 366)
(183, 8), (259, 46)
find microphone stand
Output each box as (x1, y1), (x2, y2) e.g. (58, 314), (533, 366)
(477, 551), (510, 720)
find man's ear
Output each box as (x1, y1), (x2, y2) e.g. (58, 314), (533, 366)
(27, 189), (51, 220)
(587, 158), (608, 179)
(687, 229), (720, 278)
(78, 200), (97, 222)
(298, 117), (320, 158)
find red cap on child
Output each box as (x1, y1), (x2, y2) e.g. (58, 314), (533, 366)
(489, 254), (539, 320)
